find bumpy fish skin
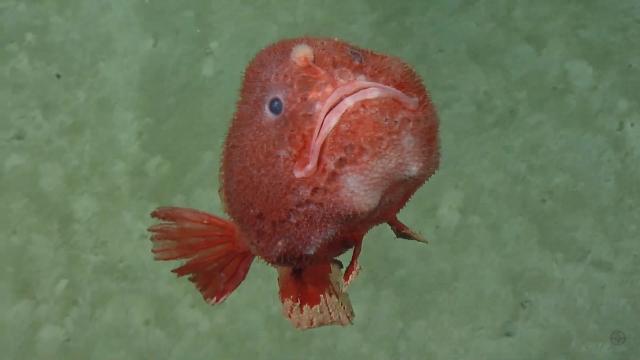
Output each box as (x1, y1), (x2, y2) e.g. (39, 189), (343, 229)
(221, 37), (439, 266)
(150, 37), (439, 330)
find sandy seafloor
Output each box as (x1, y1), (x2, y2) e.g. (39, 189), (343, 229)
(1, 1), (639, 359)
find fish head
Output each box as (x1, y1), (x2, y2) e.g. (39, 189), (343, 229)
(226, 37), (437, 180)
(222, 37), (439, 261)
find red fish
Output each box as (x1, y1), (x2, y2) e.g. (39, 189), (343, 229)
(148, 37), (439, 329)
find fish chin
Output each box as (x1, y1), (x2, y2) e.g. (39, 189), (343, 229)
(293, 80), (419, 178)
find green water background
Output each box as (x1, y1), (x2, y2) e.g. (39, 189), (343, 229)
(2, 1), (639, 359)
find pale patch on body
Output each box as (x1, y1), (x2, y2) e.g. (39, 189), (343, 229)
(338, 130), (425, 214)
(303, 226), (336, 255)
(401, 133), (423, 178)
(340, 172), (384, 213)
(290, 43), (314, 66)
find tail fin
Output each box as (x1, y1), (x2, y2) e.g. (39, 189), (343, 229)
(277, 261), (354, 330)
(148, 206), (254, 304)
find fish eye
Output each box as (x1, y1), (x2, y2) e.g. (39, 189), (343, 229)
(267, 97), (284, 116)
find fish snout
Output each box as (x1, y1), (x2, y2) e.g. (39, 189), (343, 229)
(293, 80), (419, 178)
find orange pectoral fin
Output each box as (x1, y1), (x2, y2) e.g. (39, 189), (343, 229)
(277, 262), (354, 330)
(148, 207), (255, 304)
(343, 238), (362, 289)
(388, 216), (428, 243)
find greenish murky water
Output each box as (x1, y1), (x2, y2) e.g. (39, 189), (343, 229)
(2, 1), (639, 359)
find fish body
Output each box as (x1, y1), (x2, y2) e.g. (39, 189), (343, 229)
(149, 37), (439, 329)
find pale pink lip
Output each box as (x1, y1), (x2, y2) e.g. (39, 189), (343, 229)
(293, 80), (419, 178)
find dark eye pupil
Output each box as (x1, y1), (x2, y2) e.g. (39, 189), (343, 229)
(268, 97), (283, 116)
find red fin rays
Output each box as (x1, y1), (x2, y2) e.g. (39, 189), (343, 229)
(388, 216), (428, 243)
(343, 238), (363, 288)
(277, 262), (354, 330)
(148, 207), (255, 304)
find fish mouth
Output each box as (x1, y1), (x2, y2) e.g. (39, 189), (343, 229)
(293, 80), (419, 178)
